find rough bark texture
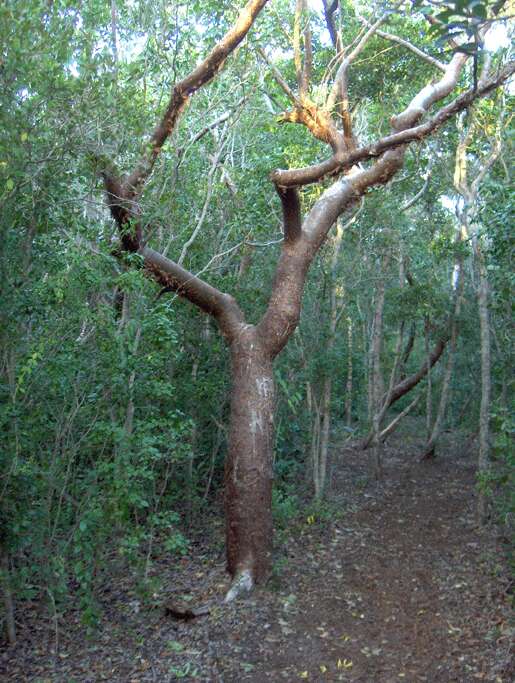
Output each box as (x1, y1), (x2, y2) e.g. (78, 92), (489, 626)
(225, 326), (274, 586)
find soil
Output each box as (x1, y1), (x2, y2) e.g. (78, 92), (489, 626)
(1, 427), (513, 682)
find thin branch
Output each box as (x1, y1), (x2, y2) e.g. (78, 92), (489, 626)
(400, 155), (435, 211)
(301, 0), (313, 97)
(256, 47), (298, 103)
(178, 124), (230, 265)
(379, 393), (421, 442)
(294, 0), (304, 93)
(326, 4), (400, 120)
(141, 246), (244, 338)
(365, 25), (446, 72)
(176, 99), (245, 164)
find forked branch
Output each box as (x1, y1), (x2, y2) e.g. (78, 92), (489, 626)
(271, 58), (515, 187)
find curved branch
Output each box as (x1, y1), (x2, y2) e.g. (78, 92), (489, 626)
(141, 246), (244, 340)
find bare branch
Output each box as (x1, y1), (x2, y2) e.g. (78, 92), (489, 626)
(257, 47), (298, 104)
(294, 0), (304, 93)
(322, 0), (342, 53)
(178, 124), (230, 265)
(379, 394), (421, 442)
(325, 3), (402, 144)
(365, 25), (446, 72)
(400, 156), (435, 211)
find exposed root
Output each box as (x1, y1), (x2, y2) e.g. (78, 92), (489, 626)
(224, 569), (254, 603)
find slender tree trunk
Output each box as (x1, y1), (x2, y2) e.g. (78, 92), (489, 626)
(345, 316), (353, 428)
(369, 257), (388, 477)
(420, 269), (462, 460)
(476, 249), (491, 523)
(0, 548), (16, 645)
(224, 327), (274, 596)
(425, 323), (433, 439)
(317, 377), (332, 497)
(311, 217), (346, 498)
(311, 405), (322, 496)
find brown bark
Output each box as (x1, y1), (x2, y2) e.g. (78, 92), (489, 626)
(361, 334), (447, 450)
(271, 59), (514, 188)
(420, 264), (463, 460)
(225, 326), (274, 586)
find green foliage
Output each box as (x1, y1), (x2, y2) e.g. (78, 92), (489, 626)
(481, 408), (515, 534)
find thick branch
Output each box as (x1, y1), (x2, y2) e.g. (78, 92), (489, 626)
(322, 0), (342, 53)
(276, 186), (302, 243)
(141, 246), (244, 340)
(383, 336), (447, 411)
(361, 336), (446, 450)
(260, 49), (498, 357)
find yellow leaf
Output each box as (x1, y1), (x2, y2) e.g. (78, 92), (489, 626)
(340, 634), (350, 641)
(299, 671), (309, 679)
(6, 178), (14, 191)
(307, 515), (315, 524)
(319, 664), (327, 673)
(337, 658), (353, 669)
(21, 132), (28, 142)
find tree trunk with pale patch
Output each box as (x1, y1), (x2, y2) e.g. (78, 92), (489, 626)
(225, 328), (275, 585)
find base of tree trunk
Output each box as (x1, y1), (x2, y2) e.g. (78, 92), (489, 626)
(224, 569), (254, 603)
(419, 445), (435, 461)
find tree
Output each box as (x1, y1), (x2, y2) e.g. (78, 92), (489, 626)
(96, 0), (514, 598)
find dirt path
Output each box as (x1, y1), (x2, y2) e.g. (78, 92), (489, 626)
(1, 437), (512, 682)
(238, 448), (513, 682)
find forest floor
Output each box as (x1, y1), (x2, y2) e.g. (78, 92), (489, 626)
(1, 424), (513, 682)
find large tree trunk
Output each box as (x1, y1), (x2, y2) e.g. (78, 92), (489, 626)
(224, 326), (274, 596)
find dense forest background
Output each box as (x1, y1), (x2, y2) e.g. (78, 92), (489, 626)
(1, 0), (513, 648)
